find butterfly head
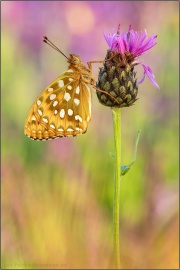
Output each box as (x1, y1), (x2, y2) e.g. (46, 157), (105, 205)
(68, 54), (82, 65)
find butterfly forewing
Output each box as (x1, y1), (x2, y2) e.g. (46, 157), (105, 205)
(24, 69), (92, 140)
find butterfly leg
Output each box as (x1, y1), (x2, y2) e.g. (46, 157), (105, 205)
(87, 60), (120, 105)
(92, 84), (120, 105)
(87, 54), (120, 70)
(87, 60), (105, 71)
(81, 72), (119, 105)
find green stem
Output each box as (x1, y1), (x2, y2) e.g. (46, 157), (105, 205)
(112, 107), (121, 269)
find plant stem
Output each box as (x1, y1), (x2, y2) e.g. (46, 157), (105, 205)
(112, 107), (121, 269)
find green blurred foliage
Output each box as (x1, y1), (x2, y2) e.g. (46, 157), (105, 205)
(2, 1), (179, 269)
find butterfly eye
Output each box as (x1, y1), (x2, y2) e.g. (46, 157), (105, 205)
(70, 55), (81, 64)
(72, 58), (78, 63)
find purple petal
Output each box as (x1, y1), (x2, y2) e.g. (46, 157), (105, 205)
(134, 34), (157, 56)
(104, 32), (112, 47)
(117, 36), (126, 54)
(137, 30), (147, 47)
(137, 63), (160, 89)
(137, 72), (146, 84)
(123, 38), (129, 51)
(103, 26), (158, 60)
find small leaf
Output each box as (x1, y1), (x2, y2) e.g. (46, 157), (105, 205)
(121, 165), (130, 176)
(128, 130), (141, 167)
(120, 130), (141, 177)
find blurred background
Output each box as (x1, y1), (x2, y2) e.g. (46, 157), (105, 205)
(1, 1), (179, 269)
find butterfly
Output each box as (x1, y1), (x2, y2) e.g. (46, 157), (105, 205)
(24, 36), (118, 141)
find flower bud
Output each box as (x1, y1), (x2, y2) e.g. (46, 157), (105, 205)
(96, 25), (159, 108)
(97, 50), (138, 108)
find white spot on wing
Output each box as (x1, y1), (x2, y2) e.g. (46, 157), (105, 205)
(31, 115), (36, 121)
(50, 94), (56, 100)
(86, 84), (91, 115)
(58, 128), (64, 132)
(67, 85), (72, 90)
(69, 78), (73, 82)
(76, 127), (83, 132)
(67, 69), (74, 72)
(47, 87), (53, 92)
(64, 92), (71, 101)
(54, 110), (58, 115)
(60, 109), (65, 118)
(58, 80), (64, 87)
(53, 100), (58, 107)
(67, 128), (74, 132)
(37, 100), (41, 106)
(38, 109), (43, 116)
(75, 86), (80, 94)
(43, 117), (48, 123)
(75, 115), (82, 122)
(50, 124), (55, 129)
(74, 98), (80, 106)
(68, 109), (73, 116)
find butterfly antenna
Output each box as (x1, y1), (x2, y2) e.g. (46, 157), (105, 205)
(43, 36), (68, 60)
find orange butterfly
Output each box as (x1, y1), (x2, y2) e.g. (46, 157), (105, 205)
(24, 36), (118, 140)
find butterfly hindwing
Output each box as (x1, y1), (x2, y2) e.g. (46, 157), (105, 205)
(24, 69), (92, 140)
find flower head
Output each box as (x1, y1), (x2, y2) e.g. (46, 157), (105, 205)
(96, 25), (159, 108)
(104, 24), (159, 89)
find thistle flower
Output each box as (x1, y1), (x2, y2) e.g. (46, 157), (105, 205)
(97, 24), (159, 108)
